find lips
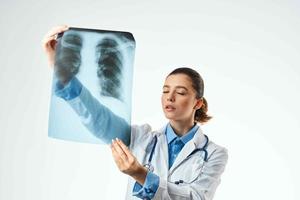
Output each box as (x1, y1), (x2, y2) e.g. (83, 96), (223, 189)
(165, 105), (176, 111)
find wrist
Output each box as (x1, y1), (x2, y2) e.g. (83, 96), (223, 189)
(131, 165), (148, 185)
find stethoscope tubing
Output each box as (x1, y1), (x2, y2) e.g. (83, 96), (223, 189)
(145, 134), (209, 171)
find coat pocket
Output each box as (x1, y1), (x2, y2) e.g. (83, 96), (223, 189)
(170, 159), (205, 184)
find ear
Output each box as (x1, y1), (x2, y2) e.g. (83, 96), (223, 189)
(194, 98), (203, 110)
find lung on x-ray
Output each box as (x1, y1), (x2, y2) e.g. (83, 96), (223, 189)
(48, 27), (135, 144)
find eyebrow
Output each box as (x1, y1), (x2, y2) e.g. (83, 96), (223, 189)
(163, 85), (188, 91)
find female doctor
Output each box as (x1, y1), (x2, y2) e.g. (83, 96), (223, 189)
(42, 25), (228, 200)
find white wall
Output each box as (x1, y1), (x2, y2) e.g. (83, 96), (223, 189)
(0, 0), (299, 199)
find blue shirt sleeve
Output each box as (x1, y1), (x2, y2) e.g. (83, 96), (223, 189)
(132, 171), (160, 199)
(54, 76), (82, 100)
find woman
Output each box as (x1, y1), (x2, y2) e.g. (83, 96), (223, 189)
(42, 25), (228, 200)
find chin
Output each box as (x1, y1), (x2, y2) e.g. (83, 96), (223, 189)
(163, 113), (177, 120)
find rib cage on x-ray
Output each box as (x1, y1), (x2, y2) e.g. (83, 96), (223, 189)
(54, 33), (83, 84)
(55, 33), (127, 102)
(96, 38), (124, 101)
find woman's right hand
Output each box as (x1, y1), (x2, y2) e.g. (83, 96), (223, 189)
(42, 25), (69, 67)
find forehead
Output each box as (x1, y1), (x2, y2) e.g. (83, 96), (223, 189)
(163, 74), (193, 88)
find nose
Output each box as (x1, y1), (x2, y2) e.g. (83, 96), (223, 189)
(167, 92), (175, 102)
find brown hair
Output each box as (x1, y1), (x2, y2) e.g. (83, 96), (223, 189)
(168, 67), (212, 124)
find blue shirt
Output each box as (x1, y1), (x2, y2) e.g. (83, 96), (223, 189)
(54, 77), (199, 199)
(166, 123), (199, 169)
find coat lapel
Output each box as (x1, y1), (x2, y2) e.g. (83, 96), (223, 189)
(168, 126), (207, 174)
(152, 125), (169, 177)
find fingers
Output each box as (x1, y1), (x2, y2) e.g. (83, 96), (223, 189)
(115, 138), (134, 160)
(46, 25), (69, 39)
(110, 142), (124, 166)
(111, 138), (128, 161)
(110, 138), (144, 178)
(42, 25), (69, 51)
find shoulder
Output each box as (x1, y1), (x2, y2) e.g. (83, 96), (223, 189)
(131, 123), (152, 134)
(129, 123), (155, 150)
(206, 139), (228, 167)
(197, 127), (228, 163)
(130, 123), (167, 139)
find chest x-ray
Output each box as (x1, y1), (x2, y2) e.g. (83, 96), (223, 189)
(48, 27), (135, 144)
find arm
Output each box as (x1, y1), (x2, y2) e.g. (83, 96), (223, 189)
(54, 76), (131, 145)
(111, 138), (228, 200)
(132, 171), (160, 199)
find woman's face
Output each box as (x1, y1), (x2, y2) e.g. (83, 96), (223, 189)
(161, 73), (202, 124)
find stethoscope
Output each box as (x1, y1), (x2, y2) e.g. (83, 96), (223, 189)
(144, 134), (209, 184)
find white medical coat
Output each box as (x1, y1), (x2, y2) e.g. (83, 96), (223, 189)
(65, 84), (228, 200)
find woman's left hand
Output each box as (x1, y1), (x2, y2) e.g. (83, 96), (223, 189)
(110, 138), (148, 185)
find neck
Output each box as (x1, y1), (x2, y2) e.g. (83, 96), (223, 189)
(169, 119), (195, 137)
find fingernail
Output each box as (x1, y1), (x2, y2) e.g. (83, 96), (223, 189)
(116, 138), (119, 141)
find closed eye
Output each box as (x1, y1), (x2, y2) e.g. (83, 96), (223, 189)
(177, 92), (185, 95)
(163, 91), (185, 95)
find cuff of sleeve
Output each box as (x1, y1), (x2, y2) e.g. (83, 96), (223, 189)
(132, 171), (159, 199)
(54, 76), (82, 100)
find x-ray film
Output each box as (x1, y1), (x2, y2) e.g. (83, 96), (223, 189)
(48, 27), (135, 144)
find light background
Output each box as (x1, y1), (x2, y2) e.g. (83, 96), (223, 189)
(0, 0), (299, 199)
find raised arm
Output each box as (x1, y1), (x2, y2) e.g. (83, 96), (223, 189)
(55, 76), (131, 145)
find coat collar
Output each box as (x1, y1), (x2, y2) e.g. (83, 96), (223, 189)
(155, 124), (207, 173)
(165, 123), (199, 145)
